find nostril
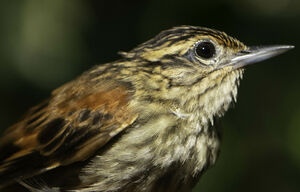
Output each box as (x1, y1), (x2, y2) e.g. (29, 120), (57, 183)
(239, 50), (251, 54)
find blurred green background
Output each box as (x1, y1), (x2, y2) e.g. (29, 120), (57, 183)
(0, 0), (299, 191)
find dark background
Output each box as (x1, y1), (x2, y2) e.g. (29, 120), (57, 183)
(0, 0), (299, 191)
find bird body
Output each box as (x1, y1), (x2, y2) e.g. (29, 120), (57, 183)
(0, 26), (293, 192)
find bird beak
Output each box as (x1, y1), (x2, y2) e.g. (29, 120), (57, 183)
(228, 45), (294, 69)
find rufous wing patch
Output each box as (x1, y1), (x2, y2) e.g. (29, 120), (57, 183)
(0, 82), (137, 185)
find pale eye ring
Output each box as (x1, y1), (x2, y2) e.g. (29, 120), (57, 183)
(195, 41), (216, 59)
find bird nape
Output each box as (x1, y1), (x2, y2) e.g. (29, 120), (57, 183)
(0, 26), (294, 192)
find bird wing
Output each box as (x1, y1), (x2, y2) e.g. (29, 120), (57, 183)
(0, 77), (137, 185)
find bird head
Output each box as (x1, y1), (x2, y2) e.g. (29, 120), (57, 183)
(118, 25), (293, 118)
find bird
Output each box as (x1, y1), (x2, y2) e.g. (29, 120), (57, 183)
(0, 25), (294, 192)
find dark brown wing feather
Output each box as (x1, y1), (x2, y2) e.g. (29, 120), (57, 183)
(0, 77), (137, 186)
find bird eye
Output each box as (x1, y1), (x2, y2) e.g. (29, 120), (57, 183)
(195, 41), (216, 59)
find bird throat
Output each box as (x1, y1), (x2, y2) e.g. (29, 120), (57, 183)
(187, 68), (244, 131)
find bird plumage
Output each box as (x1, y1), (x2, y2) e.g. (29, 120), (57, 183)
(0, 26), (292, 192)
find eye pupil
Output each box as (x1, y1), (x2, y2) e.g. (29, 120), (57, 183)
(195, 42), (216, 59)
